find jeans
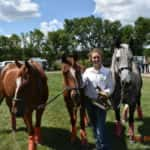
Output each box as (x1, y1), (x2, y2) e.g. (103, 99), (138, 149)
(86, 97), (111, 150)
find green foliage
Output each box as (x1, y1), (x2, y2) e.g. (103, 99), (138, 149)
(0, 16), (150, 61)
(50, 60), (61, 70)
(79, 59), (91, 68)
(143, 48), (150, 56)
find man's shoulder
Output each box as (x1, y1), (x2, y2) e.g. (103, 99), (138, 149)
(101, 66), (111, 74)
(85, 67), (93, 72)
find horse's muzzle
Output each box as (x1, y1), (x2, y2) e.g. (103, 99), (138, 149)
(70, 90), (81, 106)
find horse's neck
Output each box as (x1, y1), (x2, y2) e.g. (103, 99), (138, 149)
(131, 61), (140, 75)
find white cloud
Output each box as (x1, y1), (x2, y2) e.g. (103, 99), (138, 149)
(93, 0), (150, 25)
(0, 0), (40, 22)
(40, 19), (64, 35)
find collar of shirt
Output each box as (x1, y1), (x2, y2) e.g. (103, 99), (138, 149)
(91, 65), (105, 74)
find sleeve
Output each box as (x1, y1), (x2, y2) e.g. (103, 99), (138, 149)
(103, 70), (115, 96)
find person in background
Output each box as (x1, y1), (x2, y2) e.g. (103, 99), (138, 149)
(82, 48), (114, 150)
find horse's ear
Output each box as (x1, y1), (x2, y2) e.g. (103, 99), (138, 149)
(25, 61), (32, 70)
(61, 53), (68, 63)
(15, 60), (22, 68)
(72, 51), (78, 61)
(78, 64), (85, 73)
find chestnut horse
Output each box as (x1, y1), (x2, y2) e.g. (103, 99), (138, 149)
(61, 54), (88, 146)
(0, 60), (48, 150)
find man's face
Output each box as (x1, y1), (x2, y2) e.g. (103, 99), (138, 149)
(91, 52), (102, 66)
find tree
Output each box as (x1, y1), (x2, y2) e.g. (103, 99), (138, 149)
(134, 17), (150, 55)
(31, 29), (44, 51)
(9, 34), (21, 48)
(64, 16), (104, 51)
(120, 25), (134, 43)
(0, 35), (10, 49)
(47, 30), (71, 57)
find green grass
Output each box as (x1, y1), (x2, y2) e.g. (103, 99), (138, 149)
(0, 73), (150, 150)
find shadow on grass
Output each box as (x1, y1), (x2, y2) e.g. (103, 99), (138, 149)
(41, 127), (95, 150)
(138, 116), (150, 146)
(0, 127), (27, 134)
(41, 123), (129, 150)
(106, 122), (128, 150)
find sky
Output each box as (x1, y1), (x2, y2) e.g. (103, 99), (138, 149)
(0, 0), (149, 36)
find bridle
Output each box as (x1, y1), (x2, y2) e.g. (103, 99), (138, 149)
(116, 59), (133, 108)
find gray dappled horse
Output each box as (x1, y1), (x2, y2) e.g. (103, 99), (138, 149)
(111, 43), (143, 140)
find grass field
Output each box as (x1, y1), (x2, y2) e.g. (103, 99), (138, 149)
(0, 72), (150, 150)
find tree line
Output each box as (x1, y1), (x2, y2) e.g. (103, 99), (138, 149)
(0, 16), (150, 68)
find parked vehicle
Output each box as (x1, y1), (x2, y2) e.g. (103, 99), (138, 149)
(30, 57), (49, 70)
(0, 60), (15, 70)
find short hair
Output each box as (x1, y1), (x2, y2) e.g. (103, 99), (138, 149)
(88, 48), (103, 61)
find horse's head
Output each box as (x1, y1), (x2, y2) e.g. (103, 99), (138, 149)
(112, 43), (133, 87)
(12, 61), (36, 117)
(61, 54), (84, 106)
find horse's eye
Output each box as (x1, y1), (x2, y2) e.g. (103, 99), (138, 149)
(23, 74), (28, 80)
(128, 57), (133, 62)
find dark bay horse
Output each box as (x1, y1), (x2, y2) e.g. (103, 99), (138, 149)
(61, 53), (88, 146)
(0, 60), (48, 150)
(111, 43), (143, 141)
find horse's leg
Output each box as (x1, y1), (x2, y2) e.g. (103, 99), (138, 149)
(11, 113), (16, 131)
(34, 108), (45, 144)
(122, 104), (129, 123)
(24, 112), (36, 150)
(136, 94), (143, 120)
(79, 106), (87, 145)
(66, 102), (77, 143)
(6, 98), (16, 131)
(70, 108), (77, 143)
(128, 104), (136, 141)
(114, 108), (122, 137)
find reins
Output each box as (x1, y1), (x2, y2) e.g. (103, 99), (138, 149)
(36, 86), (84, 110)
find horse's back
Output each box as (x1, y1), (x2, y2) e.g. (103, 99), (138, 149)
(0, 63), (19, 97)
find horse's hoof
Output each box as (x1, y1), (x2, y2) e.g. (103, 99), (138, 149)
(70, 136), (77, 144)
(128, 123), (134, 137)
(129, 136), (135, 144)
(115, 121), (122, 137)
(34, 127), (41, 144)
(80, 140), (88, 150)
(12, 129), (16, 132)
(34, 137), (41, 145)
(28, 136), (37, 150)
(137, 106), (143, 120)
(81, 138), (88, 145)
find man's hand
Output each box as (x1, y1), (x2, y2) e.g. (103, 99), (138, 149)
(94, 91), (112, 110)
(98, 91), (109, 100)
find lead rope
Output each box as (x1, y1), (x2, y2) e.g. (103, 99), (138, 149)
(36, 86), (83, 110)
